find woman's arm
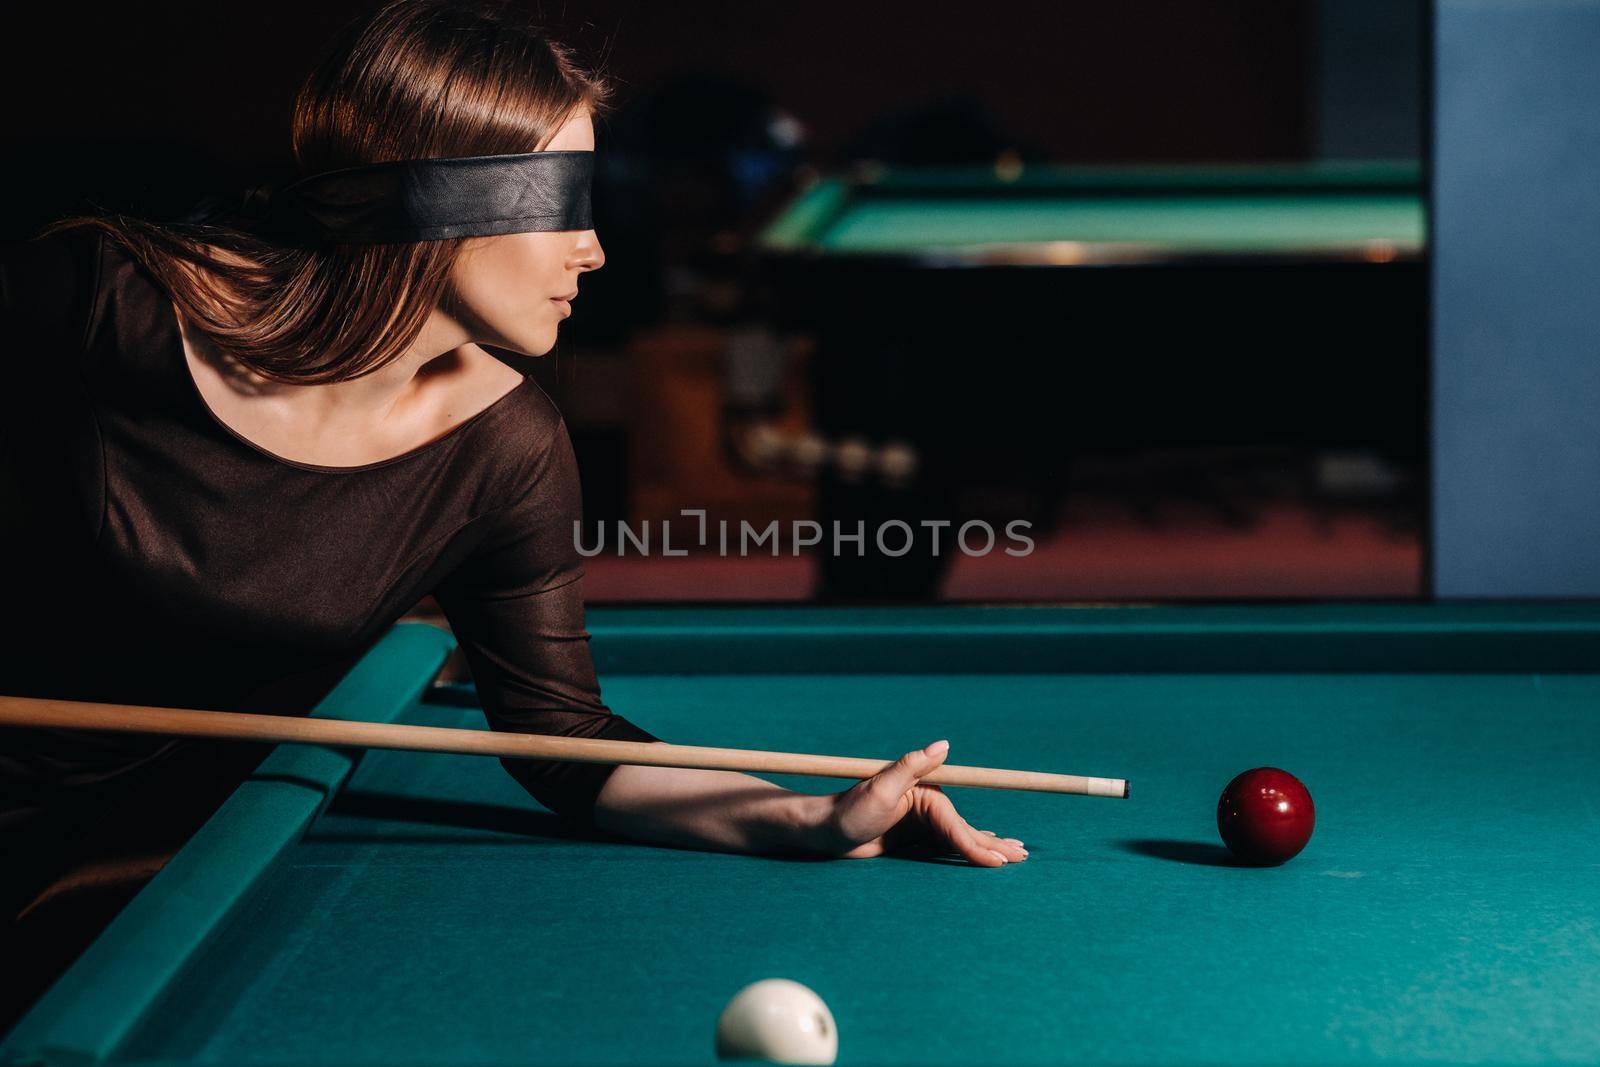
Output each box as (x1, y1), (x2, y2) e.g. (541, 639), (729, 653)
(433, 406), (670, 823)
(435, 405), (1026, 866)
(593, 764), (826, 855)
(595, 740), (1028, 866)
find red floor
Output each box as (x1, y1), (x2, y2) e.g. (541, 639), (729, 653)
(583, 501), (1420, 602)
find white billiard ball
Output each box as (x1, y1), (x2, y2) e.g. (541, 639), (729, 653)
(714, 978), (838, 1065)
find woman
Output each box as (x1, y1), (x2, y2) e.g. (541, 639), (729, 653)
(0, 0), (1027, 1023)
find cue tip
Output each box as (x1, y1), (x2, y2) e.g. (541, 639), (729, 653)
(1123, 780), (1130, 799)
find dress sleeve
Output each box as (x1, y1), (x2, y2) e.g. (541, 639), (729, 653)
(433, 413), (658, 825)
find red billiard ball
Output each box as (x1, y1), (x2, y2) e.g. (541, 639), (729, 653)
(1217, 768), (1315, 866)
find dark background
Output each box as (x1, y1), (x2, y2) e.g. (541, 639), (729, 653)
(2, 2), (1421, 235)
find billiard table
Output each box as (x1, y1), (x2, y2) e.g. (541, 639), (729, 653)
(5, 604), (1599, 1066)
(755, 163), (1429, 596)
(759, 161), (1424, 264)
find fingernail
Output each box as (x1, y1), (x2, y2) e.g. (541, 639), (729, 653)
(987, 850), (1008, 864)
(924, 740), (949, 757)
(1016, 848), (1029, 858)
(1004, 838), (1024, 848)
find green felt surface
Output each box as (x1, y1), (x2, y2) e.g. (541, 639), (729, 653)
(110, 670), (1600, 1066)
(810, 195), (1423, 253)
(580, 603), (1600, 673)
(757, 163), (1424, 258)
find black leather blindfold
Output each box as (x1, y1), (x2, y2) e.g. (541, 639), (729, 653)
(257, 150), (594, 244)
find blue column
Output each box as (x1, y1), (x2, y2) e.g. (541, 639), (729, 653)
(1433, 0), (1600, 595)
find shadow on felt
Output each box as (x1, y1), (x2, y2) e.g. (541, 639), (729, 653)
(1118, 838), (1242, 867)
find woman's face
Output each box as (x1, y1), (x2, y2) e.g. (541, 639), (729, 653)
(444, 110), (603, 356)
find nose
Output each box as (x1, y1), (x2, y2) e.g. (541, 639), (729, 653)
(571, 230), (604, 273)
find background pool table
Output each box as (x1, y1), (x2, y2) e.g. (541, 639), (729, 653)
(755, 163), (1428, 596)
(758, 162), (1425, 263)
(5, 604), (1600, 1066)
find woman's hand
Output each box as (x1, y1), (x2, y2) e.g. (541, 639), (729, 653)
(802, 740), (1029, 867)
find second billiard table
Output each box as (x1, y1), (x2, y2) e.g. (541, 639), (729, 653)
(755, 162), (1426, 450)
(4, 604), (1599, 1066)
(758, 161), (1424, 263)
(756, 163), (1429, 596)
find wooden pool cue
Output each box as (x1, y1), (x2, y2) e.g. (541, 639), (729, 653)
(0, 695), (1129, 798)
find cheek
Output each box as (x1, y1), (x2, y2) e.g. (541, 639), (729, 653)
(498, 232), (567, 288)
(456, 238), (565, 321)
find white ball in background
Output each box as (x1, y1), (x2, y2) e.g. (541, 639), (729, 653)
(715, 978), (838, 1065)
(791, 432), (831, 475)
(741, 423), (785, 467)
(877, 439), (920, 487)
(832, 438), (874, 484)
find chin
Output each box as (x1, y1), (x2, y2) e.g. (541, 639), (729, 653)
(531, 328), (560, 355)
(494, 329), (559, 358)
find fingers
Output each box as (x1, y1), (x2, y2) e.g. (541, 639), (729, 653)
(923, 790), (1018, 867)
(866, 740), (949, 805)
(828, 741), (948, 851)
(853, 742), (1029, 869)
(977, 828), (1029, 862)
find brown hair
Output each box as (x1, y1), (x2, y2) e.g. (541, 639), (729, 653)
(44, 0), (609, 384)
